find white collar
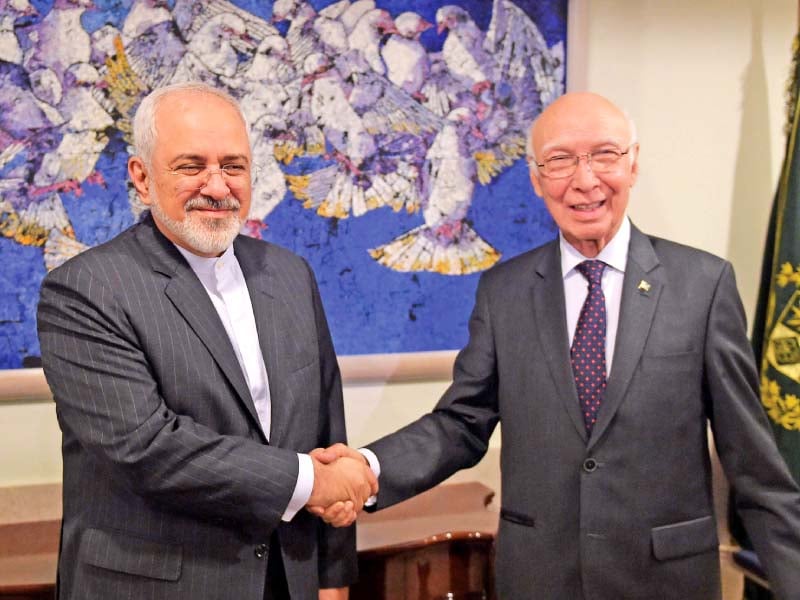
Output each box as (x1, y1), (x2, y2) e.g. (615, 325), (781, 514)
(559, 216), (630, 278)
(175, 243), (236, 276)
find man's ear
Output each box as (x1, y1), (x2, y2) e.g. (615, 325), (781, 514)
(128, 156), (153, 206)
(629, 143), (640, 187)
(529, 168), (544, 197)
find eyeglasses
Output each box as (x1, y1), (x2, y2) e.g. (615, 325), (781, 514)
(165, 163), (252, 192)
(530, 145), (634, 179)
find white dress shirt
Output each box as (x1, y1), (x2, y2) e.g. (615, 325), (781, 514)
(177, 244), (313, 521)
(560, 217), (630, 374)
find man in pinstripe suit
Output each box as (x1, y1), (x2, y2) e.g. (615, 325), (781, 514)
(37, 82), (375, 600)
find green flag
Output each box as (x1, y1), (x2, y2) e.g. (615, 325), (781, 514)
(752, 34), (800, 485)
(739, 34), (800, 600)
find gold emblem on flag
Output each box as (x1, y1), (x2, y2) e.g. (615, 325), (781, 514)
(761, 376), (800, 430)
(763, 262), (800, 430)
(766, 269), (800, 379)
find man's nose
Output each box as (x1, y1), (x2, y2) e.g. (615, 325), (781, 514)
(200, 170), (232, 199)
(571, 155), (600, 189)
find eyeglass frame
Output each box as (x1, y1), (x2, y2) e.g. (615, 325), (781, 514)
(163, 162), (255, 191)
(527, 144), (636, 179)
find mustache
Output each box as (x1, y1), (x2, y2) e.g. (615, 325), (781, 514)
(185, 196), (241, 211)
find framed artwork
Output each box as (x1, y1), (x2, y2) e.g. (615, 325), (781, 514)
(0, 0), (566, 391)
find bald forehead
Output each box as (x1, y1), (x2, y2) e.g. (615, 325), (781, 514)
(155, 90), (246, 127)
(531, 92), (632, 157)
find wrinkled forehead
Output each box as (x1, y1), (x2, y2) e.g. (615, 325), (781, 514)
(155, 91), (247, 129)
(154, 91), (251, 153)
(532, 99), (632, 156)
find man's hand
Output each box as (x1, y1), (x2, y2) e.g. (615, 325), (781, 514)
(306, 444), (377, 527)
(307, 449), (377, 515)
(308, 498), (357, 527)
(312, 443), (367, 465)
(319, 587), (348, 600)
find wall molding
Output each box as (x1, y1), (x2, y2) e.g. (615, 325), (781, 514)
(0, 350), (457, 404)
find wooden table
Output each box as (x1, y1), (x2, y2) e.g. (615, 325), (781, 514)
(0, 485), (60, 600)
(0, 520), (59, 600)
(353, 482), (499, 600)
(0, 482), (498, 600)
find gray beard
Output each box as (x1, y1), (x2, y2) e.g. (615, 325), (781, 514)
(148, 188), (244, 256)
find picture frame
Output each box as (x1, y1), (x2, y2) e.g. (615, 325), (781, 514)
(0, 0), (587, 402)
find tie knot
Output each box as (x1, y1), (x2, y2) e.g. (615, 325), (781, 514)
(576, 260), (606, 286)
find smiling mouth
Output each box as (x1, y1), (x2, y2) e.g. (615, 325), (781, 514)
(185, 198), (240, 214)
(571, 200), (605, 212)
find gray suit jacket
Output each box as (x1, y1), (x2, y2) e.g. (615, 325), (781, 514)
(38, 215), (356, 599)
(367, 226), (800, 600)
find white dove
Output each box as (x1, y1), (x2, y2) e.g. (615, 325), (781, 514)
(338, 0), (375, 34)
(27, 67), (65, 127)
(0, 13), (23, 64)
(288, 42), (445, 220)
(234, 35), (297, 234)
(170, 12), (249, 82)
(436, 5), (496, 89)
(121, 19), (186, 89)
(381, 11), (432, 98)
(347, 7), (396, 75)
(121, 0), (172, 42)
(314, 0), (378, 35)
(365, 1), (565, 275)
(172, 0), (275, 44)
(44, 225), (89, 270)
(484, 0), (564, 108)
(22, 0), (93, 83)
(369, 106), (499, 275)
(272, 0), (321, 71)
(33, 63), (112, 189)
(0, 190), (82, 259)
(312, 10), (349, 56)
(304, 53), (376, 169)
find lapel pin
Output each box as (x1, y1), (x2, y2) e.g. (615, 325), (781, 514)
(637, 280), (651, 294)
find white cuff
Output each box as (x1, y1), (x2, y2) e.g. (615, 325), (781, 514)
(358, 448), (381, 507)
(281, 453), (314, 522)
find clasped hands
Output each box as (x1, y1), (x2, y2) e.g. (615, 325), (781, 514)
(306, 443), (377, 527)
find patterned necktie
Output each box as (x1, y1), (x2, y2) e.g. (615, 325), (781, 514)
(571, 260), (607, 434)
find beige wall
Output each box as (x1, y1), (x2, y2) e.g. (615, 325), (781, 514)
(0, 0), (796, 495)
(582, 0), (795, 324)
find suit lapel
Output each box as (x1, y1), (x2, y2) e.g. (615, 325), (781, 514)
(134, 217), (263, 434)
(531, 242), (589, 443)
(588, 225), (663, 450)
(235, 240), (291, 447)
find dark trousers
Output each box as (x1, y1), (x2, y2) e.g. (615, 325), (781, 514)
(264, 533), (290, 600)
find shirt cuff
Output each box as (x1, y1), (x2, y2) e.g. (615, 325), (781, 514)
(282, 453), (313, 522)
(358, 448), (381, 507)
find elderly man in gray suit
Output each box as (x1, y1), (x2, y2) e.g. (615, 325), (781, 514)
(315, 92), (800, 599)
(37, 82), (377, 600)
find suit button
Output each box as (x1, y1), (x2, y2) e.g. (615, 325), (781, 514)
(255, 543), (268, 559)
(583, 458), (598, 473)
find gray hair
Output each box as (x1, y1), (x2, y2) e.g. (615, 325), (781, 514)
(132, 81), (249, 168)
(526, 112), (638, 174)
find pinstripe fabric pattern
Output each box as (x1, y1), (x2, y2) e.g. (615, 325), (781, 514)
(37, 214), (356, 599)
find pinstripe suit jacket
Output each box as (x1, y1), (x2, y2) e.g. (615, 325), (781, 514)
(37, 214), (356, 599)
(367, 226), (800, 600)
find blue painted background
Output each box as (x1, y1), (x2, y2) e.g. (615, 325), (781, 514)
(0, 0), (565, 367)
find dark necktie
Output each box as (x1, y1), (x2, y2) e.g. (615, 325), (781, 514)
(571, 260), (607, 434)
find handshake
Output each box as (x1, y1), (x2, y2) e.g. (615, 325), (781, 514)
(306, 443), (378, 527)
